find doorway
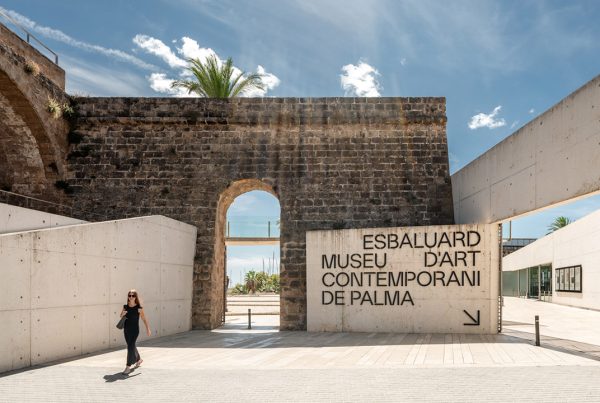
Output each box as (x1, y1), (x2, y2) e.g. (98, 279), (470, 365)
(223, 189), (280, 330)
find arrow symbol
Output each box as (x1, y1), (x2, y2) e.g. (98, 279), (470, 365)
(463, 309), (480, 326)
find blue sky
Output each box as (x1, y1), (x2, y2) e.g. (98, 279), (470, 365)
(2, 1), (599, 281)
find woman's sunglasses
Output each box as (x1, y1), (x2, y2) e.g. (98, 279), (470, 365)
(128, 294), (136, 298)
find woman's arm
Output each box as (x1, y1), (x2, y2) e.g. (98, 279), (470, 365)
(140, 309), (152, 336)
(120, 306), (126, 318)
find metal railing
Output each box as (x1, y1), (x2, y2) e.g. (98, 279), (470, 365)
(0, 9), (59, 64)
(226, 216), (280, 238)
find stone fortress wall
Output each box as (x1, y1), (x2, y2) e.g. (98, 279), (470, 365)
(65, 97), (454, 330)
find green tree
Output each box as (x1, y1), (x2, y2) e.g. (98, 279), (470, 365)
(267, 274), (280, 293)
(171, 55), (264, 98)
(547, 216), (572, 234)
(255, 271), (269, 292)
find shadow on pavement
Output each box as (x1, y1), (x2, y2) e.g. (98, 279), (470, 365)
(103, 372), (141, 382)
(503, 327), (600, 362)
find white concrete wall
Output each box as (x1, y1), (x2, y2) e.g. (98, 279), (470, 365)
(452, 74), (600, 224)
(0, 203), (85, 234)
(307, 224), (500, 334)
(0, 215), (197, 373)
(503, 209), (600, 310)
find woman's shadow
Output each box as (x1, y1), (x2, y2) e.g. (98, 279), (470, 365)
(103, 370), (141, 382)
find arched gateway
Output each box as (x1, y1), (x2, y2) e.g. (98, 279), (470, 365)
(64, 97), (454, 330)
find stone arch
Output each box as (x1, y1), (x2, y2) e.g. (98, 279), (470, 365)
(0, 27), (69, 198)
(209, 179), (279, 328)
(0, 77), (52, 194)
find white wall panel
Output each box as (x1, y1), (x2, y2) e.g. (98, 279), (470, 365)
(0, 242), (31, 310)
(31, 307), (82, 366)
(0, 310), (30, 372)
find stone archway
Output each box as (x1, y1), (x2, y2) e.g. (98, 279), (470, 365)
(212, 179), (279, 328)
(0, 24), (70, 199)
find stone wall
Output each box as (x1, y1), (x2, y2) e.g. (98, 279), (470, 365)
(65, 97), (454, 330)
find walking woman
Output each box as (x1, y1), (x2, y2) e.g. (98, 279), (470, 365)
(120, 289), (151, 375)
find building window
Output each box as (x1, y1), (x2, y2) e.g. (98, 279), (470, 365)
(555, 265), (582, 293)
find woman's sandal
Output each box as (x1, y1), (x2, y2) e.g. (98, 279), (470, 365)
(134, 359), (143, 368)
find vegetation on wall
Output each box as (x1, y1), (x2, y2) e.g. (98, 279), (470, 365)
(23, 59), (40, 76)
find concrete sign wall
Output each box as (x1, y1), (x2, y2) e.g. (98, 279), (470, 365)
(307, 224), (500, 333)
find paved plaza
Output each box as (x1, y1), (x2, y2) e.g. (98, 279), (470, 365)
(1, 297), (600, 402)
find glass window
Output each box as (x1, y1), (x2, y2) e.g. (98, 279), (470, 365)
(556, 265), (582, 292)
(574, 267), (581, 291)
(559, 270), (564, 290)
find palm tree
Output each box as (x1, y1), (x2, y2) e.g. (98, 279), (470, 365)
(171, 55), (264, 98)
(547, 216), (572, 234)
(244, 270), (258, 294)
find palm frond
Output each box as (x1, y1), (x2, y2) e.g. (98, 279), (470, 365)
(171, 55), (265, 98)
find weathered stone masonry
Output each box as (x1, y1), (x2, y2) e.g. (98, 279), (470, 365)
(64, 97), (454, 330)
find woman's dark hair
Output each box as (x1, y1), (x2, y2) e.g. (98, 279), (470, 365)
(126, 289), (141, 306)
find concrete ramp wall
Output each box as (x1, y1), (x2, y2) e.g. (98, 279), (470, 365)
(452, 74), (600, 224)
(0, 215), (197, 373)
(0, 202), (85, 234)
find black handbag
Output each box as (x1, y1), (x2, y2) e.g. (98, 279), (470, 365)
(116, 316), (127, 329)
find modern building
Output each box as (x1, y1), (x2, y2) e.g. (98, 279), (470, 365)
(502, 208), (600, 309)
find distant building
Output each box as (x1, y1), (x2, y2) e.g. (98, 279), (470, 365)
(502, 238), (536, 257)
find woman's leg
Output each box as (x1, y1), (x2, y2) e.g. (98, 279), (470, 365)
(124, 328), (140, 366)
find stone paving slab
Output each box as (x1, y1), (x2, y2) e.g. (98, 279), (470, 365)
(3, 298), (600, 401)
(2, 365), (600, 402)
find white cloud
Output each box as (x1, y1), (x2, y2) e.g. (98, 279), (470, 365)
(242, 65), (281, 97)
(510, 120), (519, 129)
(400, 58), (407, 66)
(340, 60), (381, 97)
(177, 37), (218, 64)
(0, 7), (156, 70)
(132, 35), (187, 69)
(468, 106), (506, 130)
(529, 108), (535, 114)
(133, 34), (280, 97)
(148, 73), (194, 97)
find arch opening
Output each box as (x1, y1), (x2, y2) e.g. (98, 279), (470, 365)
(213, 179), (281, 330)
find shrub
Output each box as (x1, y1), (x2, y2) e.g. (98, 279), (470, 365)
(47, 97), (62, 119)
(62, 102), (75, 119)
(24, 60), (40, 76)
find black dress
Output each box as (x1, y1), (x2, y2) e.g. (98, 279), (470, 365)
(123, 304), (142, 366)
